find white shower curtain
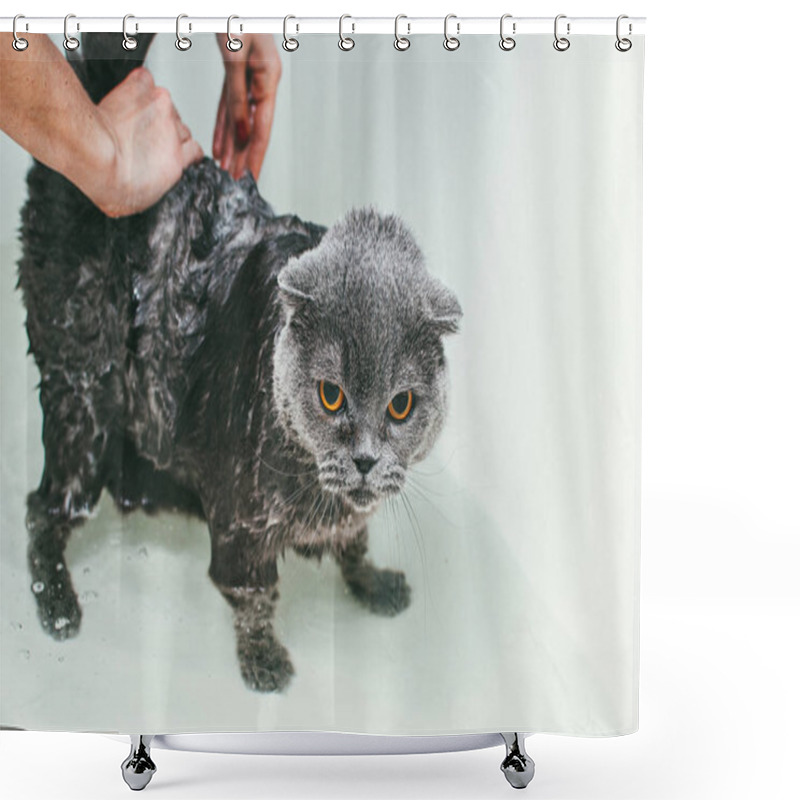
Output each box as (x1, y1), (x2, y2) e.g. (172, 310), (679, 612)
(0, 30), (643, 736)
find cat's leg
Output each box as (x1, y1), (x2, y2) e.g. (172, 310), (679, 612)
(26, 491), (86, 640)
(291, 541), (329, 562)
(208, 527), (294, 693)
(26, 369), (116, 640)
(333, 526), (411, 616)
(108, 437), (205, 519)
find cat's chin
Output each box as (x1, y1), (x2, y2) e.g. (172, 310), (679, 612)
(345, 487), (380, 513)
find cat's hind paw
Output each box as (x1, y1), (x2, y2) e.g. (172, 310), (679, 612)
(344, 566), (411, 617)
(32, 578), (82, 641)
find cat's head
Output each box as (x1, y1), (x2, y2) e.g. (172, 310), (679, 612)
(273, 207), (462, 513)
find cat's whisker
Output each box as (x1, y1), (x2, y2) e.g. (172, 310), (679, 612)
(295, 491), (322, 542)
(323, 493), (336, 530)
(400, 483), (459, 640)
(393, 495), (410, 581)
(398, 491), (424, 577)
(404, 478), (459, 530)
(398, 489), (430, 634)
(279, 476), (319, 508)
(308, 494), (327, 539)
(408, 445), (462, 477)
(404, 472), (449, 498)
(296, 485), (331, 545)
(408, 442), (463, 478)
(319, 493), (338, 540)
(387, 495), (402, 579)
(249, 443), (318, 479)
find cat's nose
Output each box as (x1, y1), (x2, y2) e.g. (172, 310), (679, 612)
(353, 456), (377, 475)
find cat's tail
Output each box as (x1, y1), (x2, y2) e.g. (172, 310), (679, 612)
(68, 33), (156, 103)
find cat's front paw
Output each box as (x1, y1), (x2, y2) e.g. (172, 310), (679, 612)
(236, 626), (295, 693)
(32, 576), (82, 641)
(344, 566), (411, 617)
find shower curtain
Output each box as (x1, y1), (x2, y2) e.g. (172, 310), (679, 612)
(0, 27), (643, 737)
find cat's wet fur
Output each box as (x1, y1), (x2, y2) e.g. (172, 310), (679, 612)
(16, 34), (461, 691)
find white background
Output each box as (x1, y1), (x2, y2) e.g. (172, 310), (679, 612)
(1, 1), (798, 799)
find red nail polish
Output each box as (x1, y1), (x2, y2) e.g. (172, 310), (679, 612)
(235, 120), (248, 147)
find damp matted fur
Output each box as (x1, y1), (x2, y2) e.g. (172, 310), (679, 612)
(17, 33), (462, 692)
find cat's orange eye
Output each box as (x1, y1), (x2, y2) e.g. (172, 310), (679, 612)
(388, 390), (413, 422)
(319, 380), (345, 413)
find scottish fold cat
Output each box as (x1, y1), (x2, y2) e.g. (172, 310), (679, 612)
(17, 34), (461, 691)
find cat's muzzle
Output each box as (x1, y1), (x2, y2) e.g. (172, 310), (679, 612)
(346, 485), (379, 512)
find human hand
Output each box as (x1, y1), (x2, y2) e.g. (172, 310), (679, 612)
(214, 33), (282, 181)
(89, 67), (203, 218)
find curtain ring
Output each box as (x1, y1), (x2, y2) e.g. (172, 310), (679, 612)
(63, 13), (80, 51)
(553, 14), (570, 51)
(12, 15), (28, 51)
(339, 14), (355, 51)
(394, 15), (410, 51)
(122, 14), (138, 51)
(443, 14), (460, 51)
(615, 14), (632, 52)
(226, 15), (243, 51)
(499, 14), (516, 51)
(282, 15), (299, 51)
(175, 14), (192, 51)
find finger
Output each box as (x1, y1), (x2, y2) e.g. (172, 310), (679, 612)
(246, 64), (281, 180)
(150, 85), (174, 114)
(181, 137), (204, 169)
(128, 66), (156, 95)
(232, 146), (248, 181)
(221, 124), (235, 174)
(224, 61), (251, 148)
(177, 120), (191, 144)
(109, 66), (155, 110)
(246, 99), (275, 181)
(170, 102), (184, 129)
(213, 83), (228, 160)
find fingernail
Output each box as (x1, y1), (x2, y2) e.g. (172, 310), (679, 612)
(235, 120), (248, 147)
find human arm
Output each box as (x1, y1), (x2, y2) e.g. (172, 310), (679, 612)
(213, 33), (282, 181)
(0, 33), (203, 218)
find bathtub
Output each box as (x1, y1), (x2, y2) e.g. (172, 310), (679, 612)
(110, 731), (535, 790)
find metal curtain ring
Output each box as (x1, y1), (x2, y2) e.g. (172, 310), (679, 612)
(615, 14), (632, 51)
(63, 13), (79, 51)
(443, 14), (460, 51)
(12, 14), (28, 51)
(553, 14), (570, 51)
(122, 14), (138, 51)
(175, 14), (192, 51)
(499, 14), (516, 51)
(394, 14), (410, 51)
(339, 14), (355, 51)
(227, 15), (243, 52)
(282, 15), (299, 51)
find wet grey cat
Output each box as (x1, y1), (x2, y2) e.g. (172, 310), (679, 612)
(17, 34), (461, 692)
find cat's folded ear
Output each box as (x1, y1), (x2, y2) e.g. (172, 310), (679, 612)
(425, 278), (463, 336)
(277, 255), (316, 310)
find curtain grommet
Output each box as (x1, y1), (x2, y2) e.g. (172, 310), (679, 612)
(122, 14), (138, 51)
(226, 15), (243, 52)
(12, 14), (29, 51)
(615, 15), (633, 51)
(499, 14), (516, 51)
(175, 14), (192, 51)
(282, 15), (299, 52)
(339, 14), (355, 51)
(444, 14), (460, 51)
(63, 13), (80, 52)
(553, 14), (571, 51)
(394, 15), (411, 51)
